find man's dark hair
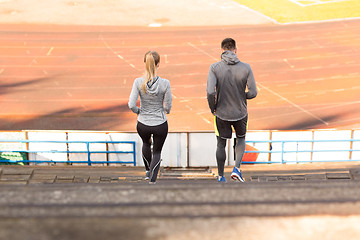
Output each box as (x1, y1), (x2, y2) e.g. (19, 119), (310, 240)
(221, 38), (236, 51)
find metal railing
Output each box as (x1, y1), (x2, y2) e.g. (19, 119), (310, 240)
(0, 140), (136, 166)
(242, 139), (360, 164)
(1, 137), (360, 166)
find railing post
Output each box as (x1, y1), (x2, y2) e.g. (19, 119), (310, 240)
(87, 142), (91, 166)
(349, 129), (354, 160)
(133, 142), (136, 166)
(296, 141), (299, 163)
(281, 141), (285, 164)
(66, 132), (70, 164)
(310, 130), (314, 163)
(187, 132), (190, 168)
(106, 141), (109, 166)
(25, 131), (30, 164)
(268, 131), (272, 162)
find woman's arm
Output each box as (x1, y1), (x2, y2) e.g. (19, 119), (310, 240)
(128, 80), (140, 114)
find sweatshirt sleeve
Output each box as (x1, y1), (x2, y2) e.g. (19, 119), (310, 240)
(246, 66), (257, 99)
(206, 64), (217, 114)
(128, 79), (140, 114)
(164, 80), (172, 114)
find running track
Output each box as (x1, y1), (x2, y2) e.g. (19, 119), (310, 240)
(0, 21), (359, 132)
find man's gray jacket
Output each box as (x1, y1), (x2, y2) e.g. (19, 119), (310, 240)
(207, 50), (257, 121)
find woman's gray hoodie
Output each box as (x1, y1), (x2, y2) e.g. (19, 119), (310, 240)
(207, 50), (257, 121)
(128, 76), (172, 126)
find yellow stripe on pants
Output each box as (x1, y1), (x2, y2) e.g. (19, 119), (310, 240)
(214, 116), (219, 137)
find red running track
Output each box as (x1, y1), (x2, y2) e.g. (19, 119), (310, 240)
(0, 21), (359, 132)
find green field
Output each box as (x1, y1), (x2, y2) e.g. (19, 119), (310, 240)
(234, 0), (360, 23)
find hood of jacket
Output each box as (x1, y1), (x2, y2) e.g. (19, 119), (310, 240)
(146, 76), (160, 95)
(221, 50), (240, 65)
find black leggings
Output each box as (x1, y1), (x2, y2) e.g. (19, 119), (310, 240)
(137, 121), (168, 182)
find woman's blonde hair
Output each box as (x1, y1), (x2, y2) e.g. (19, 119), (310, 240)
(142, 51), (160, 93)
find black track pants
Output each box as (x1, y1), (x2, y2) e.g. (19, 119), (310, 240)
(137, 121), (168, 182)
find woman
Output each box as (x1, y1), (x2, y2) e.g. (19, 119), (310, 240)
(128, 51), (172, 184)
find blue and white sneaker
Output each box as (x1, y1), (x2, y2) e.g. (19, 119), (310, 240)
(217, 176), (227, 183)
(231, 167), (245, 182)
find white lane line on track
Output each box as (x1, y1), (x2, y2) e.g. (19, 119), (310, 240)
(256, 101), (269, 105)
(46, 47), (54, 56)
(148, 23), (162, 28)
(164, 54), (169, 64)
(202, 117), (211, 124)
(100, 35), (139, 71)
(187, 42), (218, 61)
(185, 105), (193, 111)
(257, 82), (329, 125)
(235, 3), (279, 24)
(252, 100), (360, 122)
(313, 77), (327, 81)
(283, 58), (294, 68)
(197, 111), (209, 115)
(333, 88), (345, 92)
(331, 116), (360, 126)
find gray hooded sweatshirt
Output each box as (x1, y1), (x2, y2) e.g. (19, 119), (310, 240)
(128, 76), (172, 126)
(207, 50), (257, 121)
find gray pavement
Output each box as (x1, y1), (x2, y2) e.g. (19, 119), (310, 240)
(1, 162), (359, 184)
(1, 162), (360, 239)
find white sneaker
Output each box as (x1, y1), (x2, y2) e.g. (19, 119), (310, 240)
(145, 171), (150, 180)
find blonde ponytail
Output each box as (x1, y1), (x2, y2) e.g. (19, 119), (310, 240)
(142, 51), (160, 93)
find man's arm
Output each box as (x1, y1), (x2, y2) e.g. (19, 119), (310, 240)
(206, 65), (217, 114)
(164, 80), (172, 114)
(246, 66), (257, 99)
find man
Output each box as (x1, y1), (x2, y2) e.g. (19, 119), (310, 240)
(207, 38), (257, 183)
